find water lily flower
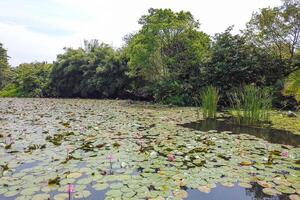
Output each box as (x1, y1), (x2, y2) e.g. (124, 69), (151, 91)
(150, 151), (157, 158)
(167, 154), (175, 162)
(138, 139), (144, 146)
(67, 183), (74, 193)
(121, 162), (127, 168)
(66, 145), (72, 153)
(133, 133), (141, 139)
(138, 139), (145, 150)
(79, 126), (84, 133)
(281, 151), (288, 157)
(67, 183), (74, 200)
(107, 154), (113, 162)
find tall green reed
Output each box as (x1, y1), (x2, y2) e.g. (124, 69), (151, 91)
(230, 85), (271, 125)
(201, 86), (219, 119)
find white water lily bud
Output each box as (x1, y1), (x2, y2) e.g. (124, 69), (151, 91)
(121, 162), (127, 168)
(150, 151), (157, 158)
(184, 155), (190, 161)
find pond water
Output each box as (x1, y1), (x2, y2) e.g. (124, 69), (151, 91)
(180, 118), (300, 147)
(0, 98), (299, 200)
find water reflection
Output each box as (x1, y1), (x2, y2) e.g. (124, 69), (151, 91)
(180, 119), (300, 146)
(187, 183), (288, 200)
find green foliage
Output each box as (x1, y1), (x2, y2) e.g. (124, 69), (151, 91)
(245, 0), (300, 74)
(0, 43), (10, 89)
(208, 27), (283, 103)
(125, 8), (211, 101)
(0, 84), (21, 97)
(230, 85), (272, 125)
(284, 70), (300, 102)
(200, 86), (219, 119)
(49, 40), (131, 98)
(15, 62), (52, 97)
(0, 62), (52, 97)
(153, 79), (193, 106)
(0, 2), (298, 110)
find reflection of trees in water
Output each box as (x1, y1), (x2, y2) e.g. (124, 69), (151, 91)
(245, 183), (289, 200)
(181, 119), (300, 146)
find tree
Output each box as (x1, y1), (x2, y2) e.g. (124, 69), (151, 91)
(49, 40), (131, 98)
(245, 0), (300, 74)
(0, 43), (10, 89)
(125, 8), (211, 104)
(14, 62), (52, 97)
(207, 27), (285, 104)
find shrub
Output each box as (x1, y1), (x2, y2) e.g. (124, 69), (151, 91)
(284, 70), (300, 103)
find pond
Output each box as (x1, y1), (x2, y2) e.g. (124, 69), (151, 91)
(0, 98), (299, 200)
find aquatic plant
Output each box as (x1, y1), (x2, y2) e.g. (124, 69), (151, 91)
(67, 184), (74, 200)
(281, 151), (288, 158)
(200, 86), (219, 119)
(167, 154), (175, 162)
(230, 85), (271, 125)
(107, 154), (113, 162)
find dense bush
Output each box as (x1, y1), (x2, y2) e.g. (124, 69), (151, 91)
(0, 62), (52, 97)
(49, 41), (131, 99)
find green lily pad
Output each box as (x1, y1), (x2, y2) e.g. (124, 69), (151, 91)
(262, 188), (282, 196)
(238, 182), (252, 188)
(74, 190), (91, 198)
(32, 193), (50, 200)
(198, 186), (211, 193)
(53, 193), (69, 200)
(4, 190), (19, 197)
(93, 183), (108, 191)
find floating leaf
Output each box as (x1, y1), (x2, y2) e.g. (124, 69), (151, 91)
(262, 188), (281, 196)
(198, 186), (211, 193)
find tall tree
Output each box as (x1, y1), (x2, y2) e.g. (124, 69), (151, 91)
(125, 8), (211, 103)
(245, 0), (300, 74)
(0, 43), (10, 88)
(14, 62), (52, 97)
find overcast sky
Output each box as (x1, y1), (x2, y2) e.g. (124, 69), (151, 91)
(0, 0), (281, 66)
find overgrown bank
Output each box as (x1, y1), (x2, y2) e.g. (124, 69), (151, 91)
(0, 0), (299, 109)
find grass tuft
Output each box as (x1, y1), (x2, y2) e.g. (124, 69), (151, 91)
(230, 85), (271, 125)
(201, 86), (219, 119)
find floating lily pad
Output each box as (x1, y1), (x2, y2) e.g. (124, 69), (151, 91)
(238, 182), (252, 188)
(262, 188), (282, 196)
(93, 183), (108, 191)
(32, 193), (50, 200)
(198, 186), (211, 193)
(74, 190), (91, 198)
(53, 193), (68, 200)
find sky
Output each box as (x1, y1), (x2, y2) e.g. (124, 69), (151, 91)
(0, 0), (282, 66)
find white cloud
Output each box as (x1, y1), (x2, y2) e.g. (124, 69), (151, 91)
(0, 0), (281, 66)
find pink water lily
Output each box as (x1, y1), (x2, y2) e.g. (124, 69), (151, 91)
(67, 183), (74, 200)
(107, 154), (113, 162)
(79, 126), (84, 133)
(67, 183), (74, 193)
(138, 139), (145, 147)
(167, 154), (175, 162)
(67, 145), (73, 152)
(281, 151), (288, 157)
